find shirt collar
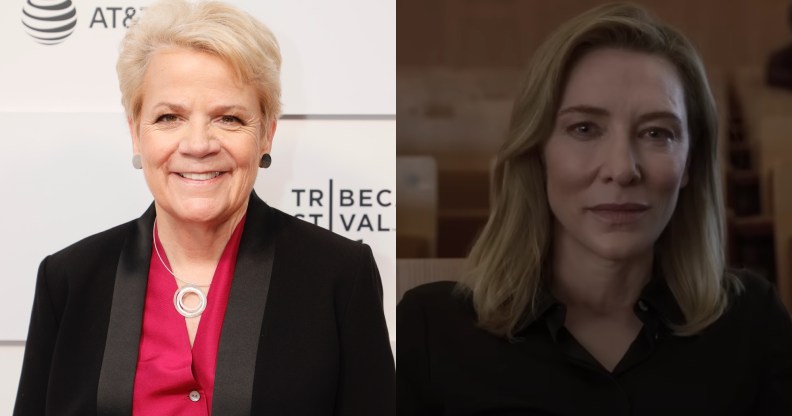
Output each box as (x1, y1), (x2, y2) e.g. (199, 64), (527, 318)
(635, 273), (686, 327)
(513, 271), (686, 337)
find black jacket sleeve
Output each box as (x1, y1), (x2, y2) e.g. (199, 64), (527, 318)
(334, 244), (396, 415)
(14, 256), (58, 416)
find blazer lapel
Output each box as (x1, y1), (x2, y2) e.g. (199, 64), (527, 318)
(97, 204), (155, 415)
(95, 193), (276, 415)
(212, 192), (277, 415)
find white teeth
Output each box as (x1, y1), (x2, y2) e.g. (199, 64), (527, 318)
(180, 172), (221, 181)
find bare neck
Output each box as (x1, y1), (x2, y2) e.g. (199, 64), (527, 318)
(154, 204), (247, 272)
(551, 234), (653, 315)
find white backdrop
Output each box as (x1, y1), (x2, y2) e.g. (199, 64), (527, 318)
(0, 0), (395, 353)
(1, 114), (396, 341)
(3, 0), (395, 114)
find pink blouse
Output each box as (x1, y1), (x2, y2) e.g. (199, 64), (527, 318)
(132, 217), (246, 415)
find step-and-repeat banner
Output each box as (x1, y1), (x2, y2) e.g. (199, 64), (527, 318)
(0, 0), (395, 344)
(3, 0), (394, 114)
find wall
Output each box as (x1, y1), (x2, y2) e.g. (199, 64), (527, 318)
(397, 0), (792, 157)
(0, 344), (24, 416)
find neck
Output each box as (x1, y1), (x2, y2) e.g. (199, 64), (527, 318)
(154, 203), (247, 278)
(551, 231), (653, 314)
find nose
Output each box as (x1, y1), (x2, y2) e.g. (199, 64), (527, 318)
(600, 132), (641, 185)
(178, 118), (221, 158)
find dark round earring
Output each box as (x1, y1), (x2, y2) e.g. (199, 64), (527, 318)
(259, 153), (272, 169)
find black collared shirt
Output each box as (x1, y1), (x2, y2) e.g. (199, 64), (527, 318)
(397, 270), (792, 415)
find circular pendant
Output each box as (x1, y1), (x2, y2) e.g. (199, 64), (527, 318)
(173, 284), (207, 318)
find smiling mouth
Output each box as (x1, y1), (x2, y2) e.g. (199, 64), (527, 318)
(177, 172), (222, 181)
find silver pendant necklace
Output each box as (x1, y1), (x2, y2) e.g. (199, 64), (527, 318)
(153, 222), (209, 318)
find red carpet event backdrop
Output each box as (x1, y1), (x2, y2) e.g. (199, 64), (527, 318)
(0, 0), (396, 345)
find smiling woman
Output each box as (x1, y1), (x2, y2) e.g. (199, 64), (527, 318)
(14, 1), (395, 415)
(397, 3), (792, 415)
(133, 49), (267, 232)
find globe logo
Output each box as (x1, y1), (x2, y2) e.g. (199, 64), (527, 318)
(21, 0), (78, 45)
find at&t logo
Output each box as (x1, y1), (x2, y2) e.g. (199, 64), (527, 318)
(21, 0), (77, 45)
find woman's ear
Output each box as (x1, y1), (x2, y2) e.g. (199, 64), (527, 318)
(129, 117), (140, 154)
(262, 118), (277, 153)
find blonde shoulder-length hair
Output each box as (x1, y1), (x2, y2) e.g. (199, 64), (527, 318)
(116, 0), (282, 130)
(461, 2), (740, 339)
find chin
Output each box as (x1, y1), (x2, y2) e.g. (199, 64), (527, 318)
(588, 235), (654, 261)
(171, 198), (229, 224)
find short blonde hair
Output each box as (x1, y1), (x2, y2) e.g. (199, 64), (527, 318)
(117, 0), (282, 127)
(462, 2), (739, 338)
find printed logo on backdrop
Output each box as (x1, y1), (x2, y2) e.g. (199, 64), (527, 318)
(292, 180), (394, 243)
(21, 0), (78, 45)
(21, 1), (145, 45)
(88, 6), (144, 29)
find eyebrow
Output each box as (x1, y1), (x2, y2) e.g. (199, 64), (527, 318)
(635, 111), (684, 126)
(557, 105), (683, 125)
(557, 105), (610, 117)
(151, 102), (187, 113)
(150, 102), (253, 115)
(211, 104), (254, 115)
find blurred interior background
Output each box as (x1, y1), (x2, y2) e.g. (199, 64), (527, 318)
(396, 0), (792, 309)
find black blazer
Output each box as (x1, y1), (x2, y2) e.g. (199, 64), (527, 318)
(14, 192), (395, 415)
